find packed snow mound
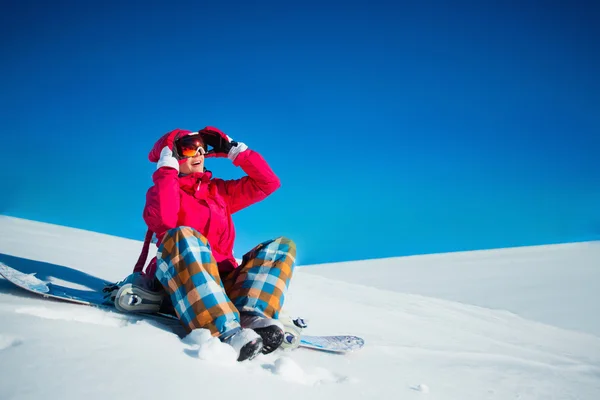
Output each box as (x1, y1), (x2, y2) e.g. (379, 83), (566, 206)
(1, 215), (599, 400)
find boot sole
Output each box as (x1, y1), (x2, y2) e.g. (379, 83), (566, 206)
(253, 326), (284, 355)
(237, 337), (263, 362)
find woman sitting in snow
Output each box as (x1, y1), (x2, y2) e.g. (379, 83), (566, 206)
(131, 126), (296, 361)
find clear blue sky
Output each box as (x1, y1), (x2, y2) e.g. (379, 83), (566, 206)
(1, 0), (599, 265)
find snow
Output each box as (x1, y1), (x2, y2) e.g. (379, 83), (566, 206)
(303, 242), (600, 336)
(1, 215), (599, 399)
(183, 329), (239, 364)
(413, 383), (430, 394)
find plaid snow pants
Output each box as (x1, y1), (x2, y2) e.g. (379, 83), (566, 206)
(155, 226), (296, 338)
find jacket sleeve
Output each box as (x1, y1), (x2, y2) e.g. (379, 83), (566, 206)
(143, 167), (181, 234)
(216, 149), (281, 214)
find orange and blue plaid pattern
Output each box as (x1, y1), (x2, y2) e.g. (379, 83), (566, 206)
(224, 237), (296, 320)
(155, 226), (296, 338)
(155, 226), (240, 337)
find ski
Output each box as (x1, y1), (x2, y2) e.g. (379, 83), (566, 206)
(0, 262), (364, 353)
(299, 335), (364, 353)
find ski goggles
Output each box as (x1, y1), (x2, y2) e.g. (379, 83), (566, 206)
(175, 135), (207, 158)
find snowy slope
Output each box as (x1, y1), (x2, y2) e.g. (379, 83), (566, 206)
(301, 242), (600, 337)
(1, 215), (599, 400)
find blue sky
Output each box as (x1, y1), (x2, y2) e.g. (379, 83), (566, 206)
(1, 0), (599, 265)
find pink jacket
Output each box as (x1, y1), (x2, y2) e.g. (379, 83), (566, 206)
(136, 132), (280, 278)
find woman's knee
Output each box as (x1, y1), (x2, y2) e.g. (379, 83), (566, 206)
(273, 236), (296, 252)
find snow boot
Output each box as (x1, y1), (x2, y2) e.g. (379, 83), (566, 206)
(103, 273), (165, 314)
(240, 314), (285, 354)
(223, 328), (263, 362)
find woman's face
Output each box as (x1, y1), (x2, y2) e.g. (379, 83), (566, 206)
(179, 153), (205, 174)
(176, 134), (206, 174)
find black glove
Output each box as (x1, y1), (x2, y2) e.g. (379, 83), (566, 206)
(199, 127), (236, 158)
